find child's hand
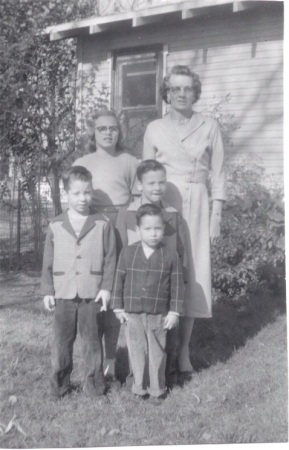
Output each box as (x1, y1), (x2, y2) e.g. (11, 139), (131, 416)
(95, 290), (111, 311)
(43, 295), (55, 312)
(115, 311), (128, 324)
(163, 313), (179, 330)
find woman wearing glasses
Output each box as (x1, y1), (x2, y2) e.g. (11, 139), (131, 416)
(73, 108), (138, 386)
(143, 65), (226, 378)
(74, 108), (138, 227)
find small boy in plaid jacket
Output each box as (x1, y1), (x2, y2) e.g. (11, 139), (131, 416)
(111, 204), (184, 405)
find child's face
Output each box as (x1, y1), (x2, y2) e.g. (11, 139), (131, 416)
(136, 214), (165, 249)
(94, 116), (119, 152)
(66, 179), (92, 215)
(137, 170), (167, 204)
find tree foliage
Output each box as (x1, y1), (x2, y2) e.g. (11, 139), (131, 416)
(0, 0), (99, 213)
(0, 0), (100, 264)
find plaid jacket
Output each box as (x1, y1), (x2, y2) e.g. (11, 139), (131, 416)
(111, 241), (184, 315)
(115, 197), (188, 281)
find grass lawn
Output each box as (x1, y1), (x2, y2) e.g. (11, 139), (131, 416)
(0, 270), (287, 447)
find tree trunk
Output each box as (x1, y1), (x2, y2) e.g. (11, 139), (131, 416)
(51, 165), (62, 216)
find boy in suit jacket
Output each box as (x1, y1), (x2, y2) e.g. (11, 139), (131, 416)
(41, 166), (116, 401)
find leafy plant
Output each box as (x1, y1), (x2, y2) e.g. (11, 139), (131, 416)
(211, 161), (285, 302)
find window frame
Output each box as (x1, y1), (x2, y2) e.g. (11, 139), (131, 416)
(112, 45), (164, 117)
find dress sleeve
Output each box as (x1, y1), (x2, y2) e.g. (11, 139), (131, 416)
(143, 124), (158, 160)
(40, 224), (55, 296)
(210, 121), (227, 201)
(176, 213), (189, 284)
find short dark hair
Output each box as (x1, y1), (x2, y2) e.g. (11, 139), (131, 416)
(160, 65), (202, 104)
(136, 203), (164, 226)
(62, 166), (92, 192)
(137, 159), (166, 182)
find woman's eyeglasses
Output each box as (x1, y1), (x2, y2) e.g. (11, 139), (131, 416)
(96, 126), (119, 134)
(169, 86), (194, 95)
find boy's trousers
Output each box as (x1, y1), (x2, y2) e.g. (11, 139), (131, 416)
(126, 312), (167, 398)
(50, 297), (105, 398)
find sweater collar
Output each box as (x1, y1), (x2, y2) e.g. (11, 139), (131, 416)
(163, 111), (205, 141)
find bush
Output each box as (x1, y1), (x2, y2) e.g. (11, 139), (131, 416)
(211, 160), (285, 302)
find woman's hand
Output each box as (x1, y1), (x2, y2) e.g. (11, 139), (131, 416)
(210, 200), (223, 245)
(95, 290), (111, 311)
(210, 213), (221, 245)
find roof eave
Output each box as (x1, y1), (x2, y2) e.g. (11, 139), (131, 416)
(46, 0), (265, 42)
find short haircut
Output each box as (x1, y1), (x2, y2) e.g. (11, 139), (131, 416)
(136, 159), (166, 182)
(160, 65), (202, 104)
(62, 166), (92, 192)
(136, 203), (164, 226)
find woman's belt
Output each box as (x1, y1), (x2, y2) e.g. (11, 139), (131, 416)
(169, 174), (207, 184)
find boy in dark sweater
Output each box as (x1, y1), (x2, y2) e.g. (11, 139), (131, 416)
(115, 159), (188, 388)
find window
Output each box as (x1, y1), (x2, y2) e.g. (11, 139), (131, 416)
(113, 47), (163, 158)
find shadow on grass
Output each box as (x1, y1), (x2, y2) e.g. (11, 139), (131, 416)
(190, 288), (286, 372)
(115, 288), (286, 381)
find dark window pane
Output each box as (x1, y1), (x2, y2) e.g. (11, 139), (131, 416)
(122, 60), (156, 107)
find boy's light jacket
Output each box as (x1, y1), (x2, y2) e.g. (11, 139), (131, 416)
(41, 210), (116, 299)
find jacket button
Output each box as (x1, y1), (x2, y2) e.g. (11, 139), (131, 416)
(76, 255), (81, 259)
(76, 272), (80, 275)
(77, 242), (81, 246)
(142, 287), (146, 292)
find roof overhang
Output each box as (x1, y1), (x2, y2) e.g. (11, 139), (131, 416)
(46, 0), (266, 42)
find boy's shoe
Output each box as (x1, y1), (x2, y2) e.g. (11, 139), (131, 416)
(127, 393), (149, 403)
(83, 383), (105, 397)
(104, 374), (121, 390)
(166, 371), (178, 391)
(123, 373), (134, 392)
(177, 371), (193, 386)
(146, 393), (166, 406)
(49, 384), (78, 402)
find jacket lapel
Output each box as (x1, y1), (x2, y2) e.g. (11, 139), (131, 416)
(77, 214), (97, 241)
(61, 211), (77, 239)
(60, 210), (97, 241)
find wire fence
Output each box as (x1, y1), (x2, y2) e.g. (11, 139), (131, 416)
(0, 179), (66, 270)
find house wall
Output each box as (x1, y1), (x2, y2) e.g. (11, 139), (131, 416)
(78, 2), (283, 181)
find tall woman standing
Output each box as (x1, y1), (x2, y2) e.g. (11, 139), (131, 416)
(143, 65), (226, 376)
(73, 108), (139, 382)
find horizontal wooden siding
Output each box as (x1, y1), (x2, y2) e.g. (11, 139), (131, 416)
(79, 3), (283, 181)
